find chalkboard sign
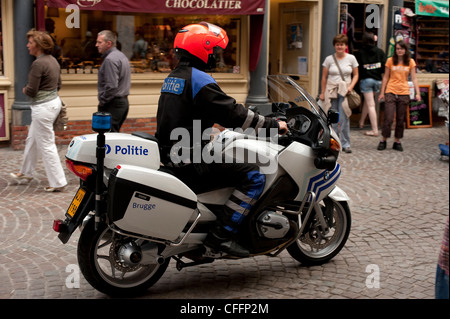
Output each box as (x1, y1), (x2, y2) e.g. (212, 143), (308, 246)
(407, 85), (432, 128)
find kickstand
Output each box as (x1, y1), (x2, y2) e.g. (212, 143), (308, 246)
(172, 255), (214, 271)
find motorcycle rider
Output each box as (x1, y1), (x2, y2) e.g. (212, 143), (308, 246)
(156, 22), (287, 257)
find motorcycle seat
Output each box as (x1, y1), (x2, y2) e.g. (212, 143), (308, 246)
(132, 131), (159, 144)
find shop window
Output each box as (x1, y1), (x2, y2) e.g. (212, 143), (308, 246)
(45, 8), (241, 74)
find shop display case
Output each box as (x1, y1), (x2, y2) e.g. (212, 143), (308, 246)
(46, 10), (240, 75)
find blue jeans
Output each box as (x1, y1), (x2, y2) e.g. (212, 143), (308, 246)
(360, 78), (381, 93)
(435, 265), (449, 299)
(331, 95), (350, 149)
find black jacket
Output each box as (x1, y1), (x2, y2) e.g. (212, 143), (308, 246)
(156, 62), (279, 161)
(354, 45), (386, 81)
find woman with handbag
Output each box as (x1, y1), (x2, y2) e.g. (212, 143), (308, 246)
(319, 34), (359, 153)
(377, 40), (421, 152)
(10, 30), (67, 192)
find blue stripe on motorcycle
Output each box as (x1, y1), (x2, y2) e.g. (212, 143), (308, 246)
(315, 169), (341, 199)
(306, 169), (329, 194)
(306, 170), (324, 192)
(311, 164), (340, 194)
(306, 164), (340, 199)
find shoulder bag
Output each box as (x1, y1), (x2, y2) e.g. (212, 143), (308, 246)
(54, 99), (68, 131)
(332, 54), (361, 110)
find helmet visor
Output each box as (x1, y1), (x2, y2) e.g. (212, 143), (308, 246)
(200, 22), (228, 50)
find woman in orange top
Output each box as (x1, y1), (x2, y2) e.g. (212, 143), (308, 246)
(377, 40), (421, 151)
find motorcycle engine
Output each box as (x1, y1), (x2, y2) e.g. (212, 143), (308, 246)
(256, 211), (290, 239)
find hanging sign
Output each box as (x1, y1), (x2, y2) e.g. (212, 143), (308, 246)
(415, 0), (449, 17)
(47, 0), (266, 15)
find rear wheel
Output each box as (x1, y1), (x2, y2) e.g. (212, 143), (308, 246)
(77, 216), (169, 296)
(287, 197), (351, 266)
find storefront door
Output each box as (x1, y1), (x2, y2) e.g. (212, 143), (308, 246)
(270, 1), (321, 96)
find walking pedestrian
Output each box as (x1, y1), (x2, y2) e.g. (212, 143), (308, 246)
(96, 30), (131, 132)
(10, 30), (67, 192)
(319, 34), (359, 153)
(377, 40), (421, 151)
(355, 32), (386, 137)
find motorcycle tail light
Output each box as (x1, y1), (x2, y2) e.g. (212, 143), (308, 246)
(330, 138), (341, 152)
(66, 159), (93, 181)
(53, 219), (63, 232)
(53, 219), (68, 233)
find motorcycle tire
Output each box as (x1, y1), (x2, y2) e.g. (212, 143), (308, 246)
(77, 216), (170, 296)
(287, 197), (351, 266)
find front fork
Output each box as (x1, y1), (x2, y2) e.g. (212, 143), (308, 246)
(266, 191), (329, 257)
(297, 191), (330, 236)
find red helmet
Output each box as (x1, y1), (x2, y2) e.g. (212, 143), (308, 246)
(174, 22), (228, 64)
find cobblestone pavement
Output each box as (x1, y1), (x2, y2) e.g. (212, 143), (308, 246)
(0, 125), (448, 301)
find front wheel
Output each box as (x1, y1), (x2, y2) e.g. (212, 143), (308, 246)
(77, 216), (170, 296)
(287, 197), (351, 266)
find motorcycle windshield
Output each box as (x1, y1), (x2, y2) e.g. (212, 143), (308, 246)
(267, 75), (328, 123)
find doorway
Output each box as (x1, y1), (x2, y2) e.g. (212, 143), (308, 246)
(269, 1), (321, 96)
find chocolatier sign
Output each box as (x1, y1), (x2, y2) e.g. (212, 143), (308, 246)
(47, 0), (265, 15)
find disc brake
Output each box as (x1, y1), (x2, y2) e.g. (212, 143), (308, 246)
(109, 238), (141, 272)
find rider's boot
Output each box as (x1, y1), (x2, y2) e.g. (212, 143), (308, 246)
(204, 225), (249, 257)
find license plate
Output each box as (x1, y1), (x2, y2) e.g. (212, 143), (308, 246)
(66, 188), (86, 218)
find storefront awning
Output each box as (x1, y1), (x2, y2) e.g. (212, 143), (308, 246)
(415, 0), (449, 18)
(47, 0), (265, 15)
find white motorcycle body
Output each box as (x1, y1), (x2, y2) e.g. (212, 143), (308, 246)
(66, 128), (346, 246)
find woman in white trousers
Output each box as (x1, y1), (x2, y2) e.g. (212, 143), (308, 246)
(19, 97), (67, 189)
(10, 30), (67, 192)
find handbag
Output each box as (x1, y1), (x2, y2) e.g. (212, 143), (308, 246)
(332, 54), (361, 110)
(347, 89), (362, 110)
(54, 99), (68, 131)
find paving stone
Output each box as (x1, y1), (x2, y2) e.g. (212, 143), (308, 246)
(0, 125), (448, 299)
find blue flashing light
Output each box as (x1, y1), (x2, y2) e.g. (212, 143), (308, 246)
(92, 112), (111, 132)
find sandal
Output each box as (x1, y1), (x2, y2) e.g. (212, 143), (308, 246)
(10, 172), (33, 182)
(44, 186), (66, 193)
(364, 131), (379, 137)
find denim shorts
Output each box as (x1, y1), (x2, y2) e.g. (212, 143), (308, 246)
(360, 78), (381, 93)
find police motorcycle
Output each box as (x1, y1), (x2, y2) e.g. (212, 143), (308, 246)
(53, 75), (351, 296)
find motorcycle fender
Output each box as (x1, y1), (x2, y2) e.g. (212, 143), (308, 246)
(327, 186), (350, 202)
(58, 190), (94, 244)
